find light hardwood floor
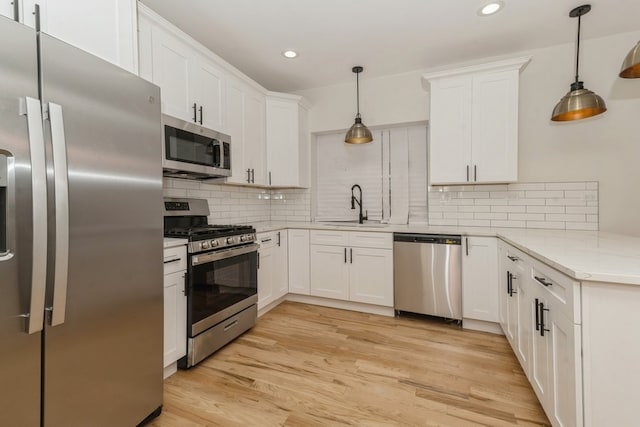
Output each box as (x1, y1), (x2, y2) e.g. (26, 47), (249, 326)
(150, 302), (549, 426)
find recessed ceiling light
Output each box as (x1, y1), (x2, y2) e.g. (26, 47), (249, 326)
(283, 50), (298, 59)
(479, 2), (503, 16)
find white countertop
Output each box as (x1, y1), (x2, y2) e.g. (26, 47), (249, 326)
(251, 221), (640, 286)
(163, 237), (188, 249)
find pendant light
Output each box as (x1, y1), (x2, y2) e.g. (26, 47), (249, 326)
(345, 66), (373, 144)
(619, 40), (640, 78)
(551, 4), (607, 122)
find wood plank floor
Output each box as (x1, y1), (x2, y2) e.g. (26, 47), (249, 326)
(149, 302), (550, 426)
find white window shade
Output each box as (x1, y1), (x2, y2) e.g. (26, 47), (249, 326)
(315, 125), (427, 224)
(315, 133), (382, 221)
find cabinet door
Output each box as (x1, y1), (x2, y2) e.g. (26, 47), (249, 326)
(244, 89), (267, 185)
(471, 70), (518, 183)
(225, 78), (248, 184)
(498, 244), (509, 332)
(548, 307), (582, 427)
(151, 26), (192, 122)
(273, 231), (289, 300)
(163, 270), (186, 367)
(266, 98), (299, 186)
(191, 56), (224, 131)
(462, 237), (498, 322)
(515, 276), (532, 376)
(0, 1), (13, 19)
(530, 292), (551, 409)
(349, 248), (393, 306)
(22, 0), (137, 73)
(257, 246), (274, 310)
(310, 245), (349, 300)
(288, 229), (310, 295)
(429, 76), (472, 184)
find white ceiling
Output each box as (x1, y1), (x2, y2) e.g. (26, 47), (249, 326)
(140, 0), (640, 92)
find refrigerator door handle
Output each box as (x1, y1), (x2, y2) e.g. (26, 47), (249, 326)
(22, 96), (47, 334)
(47, 102), (69, 327)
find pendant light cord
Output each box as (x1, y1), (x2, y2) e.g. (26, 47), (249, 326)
(356, 71), (360, 117)
(575, 14), (581, 83)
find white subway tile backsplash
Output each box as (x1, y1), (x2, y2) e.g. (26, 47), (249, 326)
(475, 198), (509, 206)
(525, 190), (564, 199)
(162, 178), (310, 225)
(564, 190), (598, 200)
(474, 212), (508, 220)
(546, 214), (587, 222)
(565, 206), (598, 214)
(507, 183), (545, 191)
(527, 221), (565, 229)
(546, 198), (587, 206)
(459, 205), (490, 213)
(427, 181), (598, 231)
(566, 222), (598, 231)
(491, 205), (526, 213)
(458, 219), (491, 227)
(490, 220), (526, 228)
(526, 206), (565, 214)
(509, 213), (545, 221)
(545, 182), (586, 190)
(509, 198), (545, 206)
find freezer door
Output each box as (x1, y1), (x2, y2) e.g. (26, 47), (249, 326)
(39, 34), (164, 426)
(0, 16), (42, 427)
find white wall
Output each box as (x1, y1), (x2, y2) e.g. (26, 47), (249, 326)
(296, 30), (640, 236)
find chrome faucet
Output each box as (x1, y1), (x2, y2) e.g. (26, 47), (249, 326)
(351, 184), (368, 224)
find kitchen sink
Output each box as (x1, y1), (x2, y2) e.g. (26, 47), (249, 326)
(316, 220), (389, 228)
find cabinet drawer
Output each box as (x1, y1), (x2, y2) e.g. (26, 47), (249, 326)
(258, 231), (282, 250)
(530, 259), (580, 324)
(348, 232), (392, 249)
(163, 245), (187, 275)
(310, 230), (348, 246)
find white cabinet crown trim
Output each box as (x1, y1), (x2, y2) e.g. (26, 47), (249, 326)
(138, 3), (267, 95)
(421, 55), (532, 86)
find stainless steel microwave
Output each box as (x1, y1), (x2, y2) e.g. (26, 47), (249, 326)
(162, 115), (231, 180)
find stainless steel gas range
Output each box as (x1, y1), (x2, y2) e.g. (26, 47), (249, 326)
(163, 198), (258, 368)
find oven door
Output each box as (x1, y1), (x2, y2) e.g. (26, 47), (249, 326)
(188, 243), (258, 336)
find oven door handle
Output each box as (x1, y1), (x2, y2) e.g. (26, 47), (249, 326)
(191, 243), (259, 266)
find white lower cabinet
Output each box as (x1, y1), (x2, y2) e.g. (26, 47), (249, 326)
(163, 243), (187, 377)
(498, 239), (582, 427)
(287, 229), (310, 295)
(310, 231), (393, 307)
(462, 236), (498, 323)
(309, 245), (350, 300)
(257, 230), (288, 310)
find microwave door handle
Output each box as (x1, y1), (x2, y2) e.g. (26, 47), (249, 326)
(22, 97), (47, 334)
(199, 105), (203, 125)
(47, 103), (69, 327)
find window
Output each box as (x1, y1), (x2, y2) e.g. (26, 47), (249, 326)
(315, 125), (428, 224)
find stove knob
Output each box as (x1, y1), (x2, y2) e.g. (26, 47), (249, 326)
(240, 235), (247, 242)
(227, 237), (234, 244)
(210, 239), (218, 247)
(201, 241), (210, 249)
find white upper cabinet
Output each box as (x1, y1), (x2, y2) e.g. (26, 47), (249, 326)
(266, 93), (310, 188)
(0, 2), (14, 19)
(150, 26), (191, 121)
(14, 0), (137, 73)
(149, 24), (225, 128)
(190, 54), (224, 131)
(423, 56), (530, 185)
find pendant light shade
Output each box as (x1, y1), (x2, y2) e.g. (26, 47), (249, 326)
(620, 40), (640, 78)
(551, 4), (607, 122)
(345, 66), (372, 144)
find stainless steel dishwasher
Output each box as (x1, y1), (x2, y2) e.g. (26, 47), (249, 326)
(393, 233), (462, 320)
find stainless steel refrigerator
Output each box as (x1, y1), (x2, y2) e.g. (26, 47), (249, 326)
(0, 14), (163, 426)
